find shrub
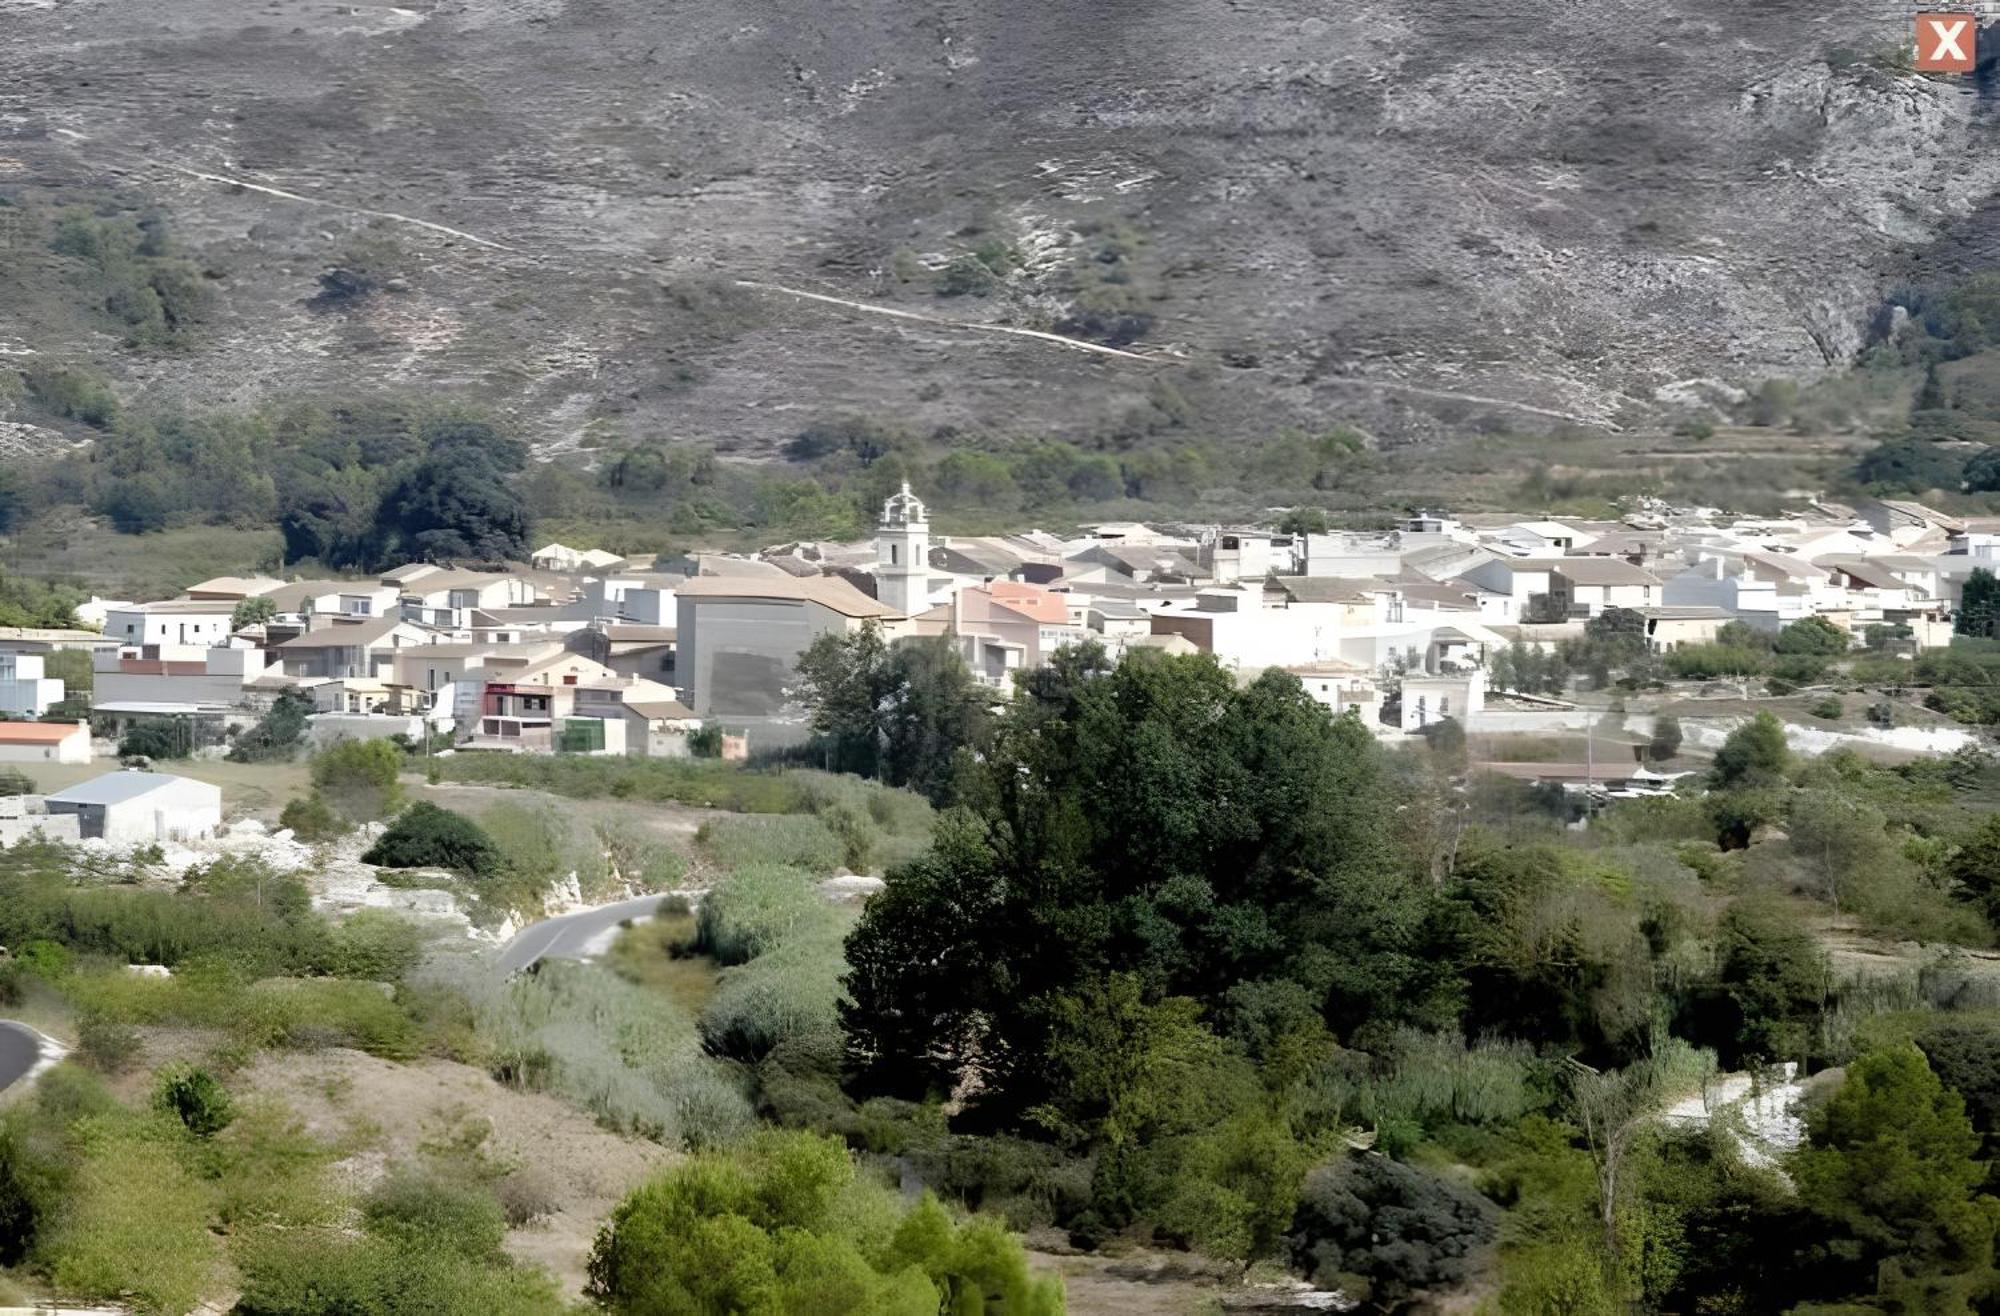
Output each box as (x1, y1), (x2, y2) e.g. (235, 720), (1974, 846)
(693, 864), (835, 965)
(41, 1126), (222, 1313)
(228, 689), (313, 762)
(363, 803), (503, 876)
(700, 920), (851, 1062)
(1646, 714), (1683, 762)
(312, 739), (405, 821)
(278, 792), (349, 842)
(1811, 696), (1845, 720)
(0, 768), (31, 798)
(1288, 1153), (1499, 1306)
(586, 1130), (1062, 1314)
(74, 1014), (139, 1075)
(153, 1063), (235, 1137)
(425, 958), (752, 1149)
(117, 718), (195, 760)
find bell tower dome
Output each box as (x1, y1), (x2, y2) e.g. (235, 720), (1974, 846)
(876, 482), (930, 615)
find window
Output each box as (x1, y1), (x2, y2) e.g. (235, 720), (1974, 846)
(1440, 695), (1451, 716)
(1416, 696), (1428, 724)
(890, 543), (899, 566)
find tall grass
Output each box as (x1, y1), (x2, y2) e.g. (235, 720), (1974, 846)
(423, 956), (751, 1149)
(692, 865), (835, 965)
(695, 815), (847, 875)
(701, 919), (852, 1062)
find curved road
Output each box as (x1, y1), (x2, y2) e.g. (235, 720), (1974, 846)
(496, 894), (672, 975)
(0, 1022), (44, 1094)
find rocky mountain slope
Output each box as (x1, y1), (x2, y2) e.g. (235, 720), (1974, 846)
(1, 0), (1996, 456)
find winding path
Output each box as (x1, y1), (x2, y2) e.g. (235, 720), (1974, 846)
(0, 1022), (46, 1094)
(495, 894), (673, 975)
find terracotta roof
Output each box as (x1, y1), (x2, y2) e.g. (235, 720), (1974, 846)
(984, 581), (1069, 624)
(0, 722), (85, 743)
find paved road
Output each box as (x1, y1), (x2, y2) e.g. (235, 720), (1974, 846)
(0, 1022), (43, 1094)
(495, 894), (672, 974)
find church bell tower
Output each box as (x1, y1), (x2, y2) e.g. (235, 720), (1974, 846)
(876, 482), (930, 615)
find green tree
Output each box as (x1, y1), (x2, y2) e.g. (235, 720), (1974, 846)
(231, 595), (278, 630)
(311, 738), (404, 821)
(1709, 897), (1828, 1065)
(1948, 814), (2000, 932)
(278, 792), (349, 843)
(1961, 568), (2000, 638)
(372, 445), (532, 566)
(1775, 616), (1851, 657)
(227, 688), (313, 763)
(362, 802), (502, 876)
(1711, 712), (1789, 789)
(1793, 1047), (2000, 1310)
(842, 649), (1434, 1113)
(117, 717), (195, 760)
(1916, 362), (1948, 413)
(1277, 507), (1330, 536)
(586, 1130), (1062, 1315)
(794, 624), (988, 803)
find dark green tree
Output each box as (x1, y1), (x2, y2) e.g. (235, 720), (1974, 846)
(1793, 1046), (2000, 1310)
(227, 689), (313, 763)
(1647, 713), (1684, 762)
(793, 624), (989, 803)
(361, 802), (502, 876)
(842, 648), (1437, 1111)
(371, 446), (531, 566)
(1711, 711), (1789, 789)
(1961, 568), (2000, 638)
(1774, 615), (1851, 657)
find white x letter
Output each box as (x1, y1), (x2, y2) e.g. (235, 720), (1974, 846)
(1929, 18), (1969, 61)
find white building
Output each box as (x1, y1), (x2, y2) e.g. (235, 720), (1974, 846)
(104, 600), (235, 648)
(0, 653), (63, 718)
(1401, 670), (1486, 732)
(875, 483), (934, 616)
(44, 771), (222, 844)
(0, 721), (90, 764)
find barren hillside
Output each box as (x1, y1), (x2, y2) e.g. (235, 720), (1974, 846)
(1, 0), (1995, 456)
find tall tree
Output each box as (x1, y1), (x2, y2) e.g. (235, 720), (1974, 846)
(843, 648), (1438, 1109)
(1793, 1046), (2000, 1311)
(370, 445), (531, 566)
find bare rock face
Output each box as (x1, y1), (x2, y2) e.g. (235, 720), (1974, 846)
(1, 0), (1996, 449)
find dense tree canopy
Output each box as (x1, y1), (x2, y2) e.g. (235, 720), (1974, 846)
(843, 647), (1440, 1112)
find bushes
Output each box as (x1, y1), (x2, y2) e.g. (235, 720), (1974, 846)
(39, 1124), (223, 1315)
(312, 739), (404, 821)
(277, 792), (348, 842)
(153, 1064), (234, 1137)
(1287, 1153), (1499, 1306)
(363, 803), (502, 876)
(585, 1130), (1063, 1315)
(228, 690), (313, 763)
(693, 864), (833, 965)
(430, 957), (751, 1149)
(701, 920), (851, 1062)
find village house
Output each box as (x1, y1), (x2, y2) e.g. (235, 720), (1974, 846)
(0, 721), (91, 764)
(104, 599), (235, 648)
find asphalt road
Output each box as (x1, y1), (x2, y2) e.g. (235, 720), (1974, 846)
(0, 1022), (43, 1094)
(495, 894), (671, 975)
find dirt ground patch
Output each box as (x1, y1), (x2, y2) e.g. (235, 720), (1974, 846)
(238, 1046), (672, 1298)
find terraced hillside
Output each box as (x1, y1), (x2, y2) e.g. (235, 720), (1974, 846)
(1, 0), (1996, 458)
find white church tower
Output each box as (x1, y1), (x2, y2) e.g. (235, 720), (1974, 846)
(875, 482), (931, 616)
